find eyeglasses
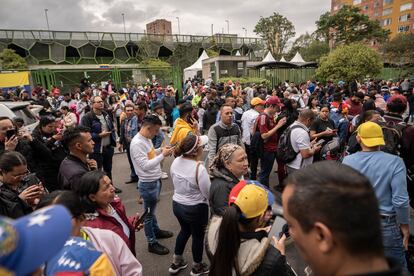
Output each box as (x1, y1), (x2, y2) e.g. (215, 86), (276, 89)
(10, 170), (30, 179)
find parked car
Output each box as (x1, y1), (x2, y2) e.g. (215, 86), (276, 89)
(0, 101), (39, 132)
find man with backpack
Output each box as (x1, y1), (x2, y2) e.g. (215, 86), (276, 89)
(281, 109), (321, 174)
(254, 96), (286, 187)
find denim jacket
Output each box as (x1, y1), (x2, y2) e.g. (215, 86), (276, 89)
(120, 115), (139, 145)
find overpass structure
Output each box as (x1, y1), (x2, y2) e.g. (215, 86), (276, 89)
(0, 29), (265, 67)
(0, 29), (265, 92)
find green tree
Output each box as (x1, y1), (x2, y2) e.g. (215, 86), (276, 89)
(301, 41), (330, 62)
(316, 43), (383, 83)
(139, 58), (171, 84)
(0, 49), (27, 70)
(381, 33), (414, 66)
(254, 12), (296, 58)
(286, 33), (329, 62)
(315, 5), (389, 47)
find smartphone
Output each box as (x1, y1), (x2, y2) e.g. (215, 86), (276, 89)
(6, 129), (16, 140)
(315, 139), (325, 147)
(268, 215), (288, 239)
(18, 173), (41, 193)
(136, 207), (150, 225)
(185, 114), (194, 124)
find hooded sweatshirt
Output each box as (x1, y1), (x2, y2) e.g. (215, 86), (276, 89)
(170, 118), (196, 146)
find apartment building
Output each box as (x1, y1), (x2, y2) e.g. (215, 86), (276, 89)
(331, 0), (414, 38)
(146, 19), (172, 35)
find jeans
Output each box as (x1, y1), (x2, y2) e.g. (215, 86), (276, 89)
(381, 216), (407, 269)
(138, 180), (161, 245)
(172, 201), (209, 263)
(90, 145), (114, 179)
(125, 142), (137, 180)
(259, 151), (276, 187)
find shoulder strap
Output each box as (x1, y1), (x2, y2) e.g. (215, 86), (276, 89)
(195, 161), (202, 187)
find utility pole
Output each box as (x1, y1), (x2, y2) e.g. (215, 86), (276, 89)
(242, 27), (247, 37)
(225, 20), (229, 34)
(211, 24), (214, 36)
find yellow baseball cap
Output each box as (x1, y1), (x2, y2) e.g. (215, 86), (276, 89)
(250, 97), (266, 107)
(357, 122), (385, 147)
(233, 185), (268, 219)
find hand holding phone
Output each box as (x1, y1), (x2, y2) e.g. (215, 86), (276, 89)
(314, 139), (325, 147)
(135, 207), (150, 230)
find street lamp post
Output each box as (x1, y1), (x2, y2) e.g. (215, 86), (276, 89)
(44, 9), (51, 38)
(176, 17), (181, 35)
(242, 27), (247, 37)
(225, 20), (229, 34)
(121, 13), (126, 40)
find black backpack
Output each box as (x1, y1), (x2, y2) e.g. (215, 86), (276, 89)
(250, 115), (265, 158)
(277, 125), (306, 163)
(379, 121), (408, 155)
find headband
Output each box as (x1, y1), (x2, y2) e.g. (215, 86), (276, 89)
(184, 136), (199, 155)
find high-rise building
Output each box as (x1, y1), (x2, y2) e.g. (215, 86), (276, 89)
(331, 0), (414, 38)
(146, 19), (172, 35)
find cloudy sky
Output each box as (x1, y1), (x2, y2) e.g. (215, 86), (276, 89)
(0, 0), (330, 38)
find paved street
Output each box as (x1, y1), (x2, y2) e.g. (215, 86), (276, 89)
(113, 151), (308, 276)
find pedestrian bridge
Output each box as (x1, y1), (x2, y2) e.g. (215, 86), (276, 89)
(0, 29), (265, 66)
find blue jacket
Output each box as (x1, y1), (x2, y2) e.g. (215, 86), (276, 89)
(120, 115), (139, 145)
(80, 110), (116, 153)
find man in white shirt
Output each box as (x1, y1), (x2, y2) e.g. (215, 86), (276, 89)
(241, 97), (265, 179)
(130, 115), (175, 255)
(286, 109), (321, 173)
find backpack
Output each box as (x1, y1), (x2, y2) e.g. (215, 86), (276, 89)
(250, 115), (265, 158)
(276, 125), (306, 163)
(379, 121), (408, 155)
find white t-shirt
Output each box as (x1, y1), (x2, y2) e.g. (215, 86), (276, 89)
(286, 121), (313, 169)
(241, 109), (259, 145)
(109, 205), (130, 238)
(171, 157), (211, 205)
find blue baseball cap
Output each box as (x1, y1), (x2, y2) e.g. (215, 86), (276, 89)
(0, 205), (72, 275)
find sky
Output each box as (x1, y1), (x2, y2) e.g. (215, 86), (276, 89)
(0, 0), (330, 38)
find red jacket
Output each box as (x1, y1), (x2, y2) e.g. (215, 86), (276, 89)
(84, 198), (136, 256)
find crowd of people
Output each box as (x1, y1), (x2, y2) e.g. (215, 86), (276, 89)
(0, 76), (413, 275)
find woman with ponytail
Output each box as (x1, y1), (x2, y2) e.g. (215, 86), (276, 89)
(168, 134), (210, 275)
(207, 184), (291, 276)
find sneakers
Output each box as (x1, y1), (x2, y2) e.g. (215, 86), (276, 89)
(190, 263), (209, 276)
(168, 260), (188, 274)
(156, 229), (174, 239)
(161, 172), (169, 179)
(148, 242), (169, 255)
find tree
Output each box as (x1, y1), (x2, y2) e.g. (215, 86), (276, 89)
(0, 49), (27, 70)
(286, 33), (329, 62)
(316, 43), (383, 83)
(254, 13), (295, 58)
(381, 33), (414, 66)
(315, 5), (390, 47)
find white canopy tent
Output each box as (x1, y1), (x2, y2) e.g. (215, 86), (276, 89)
(262, 51), (276, 62)
(290, 52), (306, 63)
(183, 50), (209, 81)
(280, 56), (287, 62)
(235, 50), (241, 56)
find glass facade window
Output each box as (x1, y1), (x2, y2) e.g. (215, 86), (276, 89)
(400, 3), (413, 12)
(383, 0), (393, 5)
(382, 18), (392, 26)
(398, 25), (410, 32)
(383, 8), (392, 15)
(353, 0), (362, 4)
(399, 13), (411, 22)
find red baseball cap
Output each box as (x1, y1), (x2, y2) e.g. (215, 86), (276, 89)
(266, 96), (284, 107)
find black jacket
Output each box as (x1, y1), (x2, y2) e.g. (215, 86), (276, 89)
(0, 183), (32, 219)
(58, 154), (91, 190)
(80, 110), (116, 153)
(209, 167), (240, 216)
(0, 139), (38, 173)
(31, 128), (67, 191)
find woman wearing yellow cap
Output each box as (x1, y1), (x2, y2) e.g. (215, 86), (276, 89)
(206, 184), (291, 276)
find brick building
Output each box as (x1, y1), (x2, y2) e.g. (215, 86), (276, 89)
(146, 19), (172, 35)
(331, 0), (414, 38)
